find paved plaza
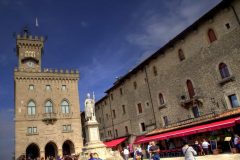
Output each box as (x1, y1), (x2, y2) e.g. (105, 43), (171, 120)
(129, 154), (240, 160)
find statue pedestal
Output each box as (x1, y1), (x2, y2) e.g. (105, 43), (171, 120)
(82, 120), (123, 160)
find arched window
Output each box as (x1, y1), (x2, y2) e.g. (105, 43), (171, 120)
(219, 63), (230, 79)
(61, 100), (70, 114)
(45, 101), (53, 113)
(208, 29), (217, 43)
(159, 93), (165, 105)
(178, 49), (185, 61)
(28, 101), (36, 115)
(186, 80), (195, 99)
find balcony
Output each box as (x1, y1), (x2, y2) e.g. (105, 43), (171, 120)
(179, 95), (203, 108)
(42, 112), (57, 124)
(167, 112), (216, 128)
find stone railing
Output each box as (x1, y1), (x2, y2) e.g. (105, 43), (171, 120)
(42, 112), (57, 124)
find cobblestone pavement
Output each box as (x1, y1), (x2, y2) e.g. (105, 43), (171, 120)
(129, 154), (240, 160)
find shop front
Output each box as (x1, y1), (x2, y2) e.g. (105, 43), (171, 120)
(134, 116), (240, 157)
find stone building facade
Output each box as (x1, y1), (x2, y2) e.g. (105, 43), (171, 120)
(14, 30), (83, 159)
(95, 0), (240, 143)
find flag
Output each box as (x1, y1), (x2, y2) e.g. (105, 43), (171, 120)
(35, 17), (39, 27)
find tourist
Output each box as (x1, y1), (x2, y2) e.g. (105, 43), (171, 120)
(193, 140), (203, 156)
(202, 139), (210, 155)
(123, 147), (130, 160)
(93, 153), (102, 160)
(182, 141), (197, 160)
(146, 142), (152, 160)
(149, 141), (160, 160)
(234, 134), (240, 151)
(88, 153), (95, 160)
(137, 145), (143, 160)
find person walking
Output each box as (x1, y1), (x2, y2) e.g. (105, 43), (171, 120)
(149, 141), (160, 160)
(193, 140), (203, 156)
(202, 139), (210, 155)
(182, 141), (197, 160)
(147, 142), (152, 160)
(123, 147), (130, 160)
(137, 145), (143, 160)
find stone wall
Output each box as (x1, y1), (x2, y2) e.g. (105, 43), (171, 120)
(95, 0), (240, 141)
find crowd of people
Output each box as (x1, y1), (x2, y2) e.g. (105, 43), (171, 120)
(119, 134), (240, 160)
(18, 134), (240, 160)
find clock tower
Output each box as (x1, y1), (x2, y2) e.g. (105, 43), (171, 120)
(14, 28), (83, 159)
(16, 27), (44, 71)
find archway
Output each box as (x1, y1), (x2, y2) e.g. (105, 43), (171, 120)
(26, 143), (40, 159)
(45, 142), (58, 159)
(62, 140), (75, 156)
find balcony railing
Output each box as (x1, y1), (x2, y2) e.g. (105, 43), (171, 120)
(42, 112), (57, 124)
(167, 112), (215, 128)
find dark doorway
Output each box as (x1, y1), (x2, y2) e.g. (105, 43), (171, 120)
(192, 106), (200, 118)
(62, 140), (75, 156)
(45, 142), (57, 159)
(26, 143), (40, 159)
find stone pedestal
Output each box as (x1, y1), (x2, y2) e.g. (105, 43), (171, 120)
(82, 120), (123, 160)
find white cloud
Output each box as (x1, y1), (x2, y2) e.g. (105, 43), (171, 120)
(126, 0), (220, 62)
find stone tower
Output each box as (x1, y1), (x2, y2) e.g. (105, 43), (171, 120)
(14, 28), (83, 159)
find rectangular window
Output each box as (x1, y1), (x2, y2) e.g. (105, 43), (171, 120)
(46, 85), (51, 91)
(140, 122), (146, 132)
(125, 126), (129, 134)
(27, 127), (32, 134)
(27, 127), (37, 134)
(110, 94), (113, 100)
(62, 85), (66, 91)
(133, 81), (137, 89)
(115, 129), (118, 137)
(112, 110), (116, 118)
(29, 85), (34, 91)
(63, 124), (71, 132)
(120, 88), (123, 95)
(228, 94), (239, 108)
(163, 116), (169, 126)
(137, 103), (143, 114)
(122, 105), (126, 114)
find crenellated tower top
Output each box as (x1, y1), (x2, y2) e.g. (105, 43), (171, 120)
(16, 26), (44, 71)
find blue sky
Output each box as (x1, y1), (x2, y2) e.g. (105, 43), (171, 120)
(0, 0), (220, 158)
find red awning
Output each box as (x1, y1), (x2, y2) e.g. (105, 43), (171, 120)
(104, 137), (127, 148)
(134, 135), (146, 144)
(135, 117), (239, 144)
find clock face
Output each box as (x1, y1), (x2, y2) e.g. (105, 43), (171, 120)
(27, 61), (35, 68)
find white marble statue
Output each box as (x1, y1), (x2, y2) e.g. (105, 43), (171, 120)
(84, 93), (96, 121)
